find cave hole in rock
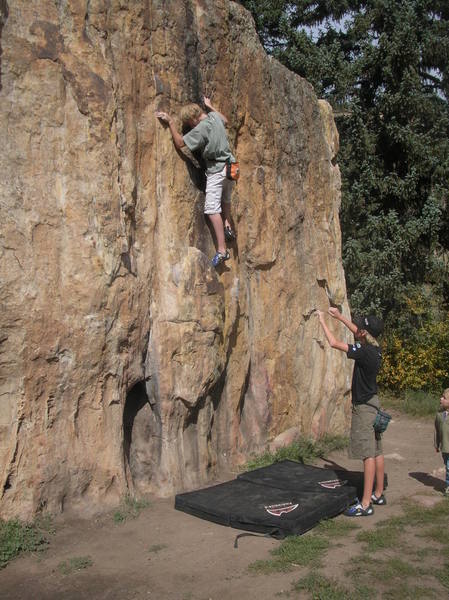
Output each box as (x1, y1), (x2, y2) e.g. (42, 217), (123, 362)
(123, 381), (160, 493)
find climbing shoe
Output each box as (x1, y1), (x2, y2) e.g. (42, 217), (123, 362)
(224, 226), (236, 242)
(212, 250), (230, 268)
(371, 493), (387, 505)
(344, 502), (374, 517)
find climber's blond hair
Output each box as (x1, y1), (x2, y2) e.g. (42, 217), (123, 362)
(180, 103), (202, 126)
(365, 331), (379, 347)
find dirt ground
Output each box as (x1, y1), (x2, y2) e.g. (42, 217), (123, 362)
(1, 412), (446, 600)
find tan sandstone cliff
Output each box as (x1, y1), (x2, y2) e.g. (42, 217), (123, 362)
(0, 0), (353, 520)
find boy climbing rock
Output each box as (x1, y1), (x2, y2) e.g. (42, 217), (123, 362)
(155, 96), (237, 268)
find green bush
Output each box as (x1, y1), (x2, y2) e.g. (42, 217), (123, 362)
(0, 519), (49, 569)
(113, 495), (150, 524)
(243, 434), (348, 472)
(380, 389), (439, 418)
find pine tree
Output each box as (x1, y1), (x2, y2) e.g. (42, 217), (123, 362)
(242, 1), (449, 325)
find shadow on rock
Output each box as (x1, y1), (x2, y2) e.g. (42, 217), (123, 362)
(0, 1), (9, 92)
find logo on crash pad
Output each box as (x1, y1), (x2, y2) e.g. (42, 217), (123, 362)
(318, 479), (347, 489)
(265, 502), (299, 516)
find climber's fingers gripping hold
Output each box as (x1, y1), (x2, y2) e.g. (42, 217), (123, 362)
(155, 111), (171, 124)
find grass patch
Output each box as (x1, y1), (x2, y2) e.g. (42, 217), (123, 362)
(435, 564), (449, 590)
(248, 558), (292, 575)
(248, 515), (359, 576)
(356, 498), (449, 554)
(414, 547), (440, 559)
(356, 523), (403, 552)
(57, 555), (93, 575)
(401, 498), (449, 525)
(244, 435), (348, 471)
(347, 558), (437, 598)
(420, 525), (449, 545)
(380, 389), (438, 418)
(357, 500), (449, 552)
(382, 583), (438, 599)
(272, 534), (329, 565)
(372, 557), (417, 580)
(249, 534), (330, 574)
(247, 496), (449, 596)
(293, 572), (368, 600)
(33, 514), (55, 535)
(315, 518), (360, 538)
(148, 543), (167, 554)
(113, 495), (150, 523)
(348, 500), (449, 593)
(0, 518), (50, 569)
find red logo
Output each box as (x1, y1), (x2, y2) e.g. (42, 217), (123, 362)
(265, 502), (299, 516)
(318, 479), (347, 489)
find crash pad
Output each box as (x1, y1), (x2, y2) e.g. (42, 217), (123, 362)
(175, 460), (359, 539)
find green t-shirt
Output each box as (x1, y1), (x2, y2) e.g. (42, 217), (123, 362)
(183, 112), (235, 175)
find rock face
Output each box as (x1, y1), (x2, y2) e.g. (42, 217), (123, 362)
(0, 0), (352, 519)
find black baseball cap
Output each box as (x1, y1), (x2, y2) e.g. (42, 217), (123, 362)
(353, 315), (384, 338)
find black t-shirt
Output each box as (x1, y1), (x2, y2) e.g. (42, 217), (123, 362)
(347, 342), (382, 405)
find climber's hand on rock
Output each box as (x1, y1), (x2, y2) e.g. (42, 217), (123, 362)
(203, 96), (215, 110)
(328, 307), (341, 319)
(155, 111), (171, 123)
(315, 309), (324, 321)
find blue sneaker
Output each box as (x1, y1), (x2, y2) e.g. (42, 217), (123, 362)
(212, 250), (230, 268)
(344, 502), (374, 517)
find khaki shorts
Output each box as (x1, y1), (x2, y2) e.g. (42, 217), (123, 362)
(349, 395), (383, 460)
(204, 166), (234, 214)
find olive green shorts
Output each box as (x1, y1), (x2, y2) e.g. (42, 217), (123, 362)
(349, 395), (383, 460)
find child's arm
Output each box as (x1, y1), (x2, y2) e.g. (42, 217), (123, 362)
(155, 112), (185, 150)
(203, 96), (228, 125)
(434, 415), (441, 452)
(316, 310), (349, 353)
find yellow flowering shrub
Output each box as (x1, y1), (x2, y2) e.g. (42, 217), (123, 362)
(379, 319), (449, 391)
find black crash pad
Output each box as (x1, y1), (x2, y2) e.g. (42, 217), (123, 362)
(175, 460), (359, 539)
(238, 460), (387, 498)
